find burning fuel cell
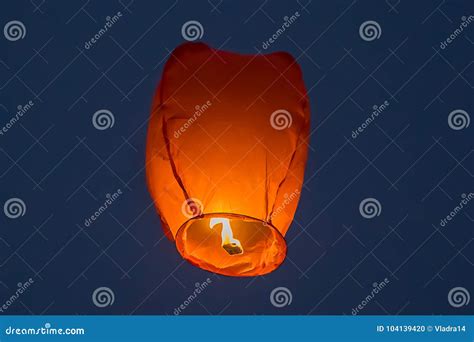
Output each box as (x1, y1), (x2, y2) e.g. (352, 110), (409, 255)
(210, 218), (244, 255)
(146, 42), (310, 277)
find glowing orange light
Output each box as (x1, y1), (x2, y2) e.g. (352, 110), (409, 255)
(146, 42), (310, 277)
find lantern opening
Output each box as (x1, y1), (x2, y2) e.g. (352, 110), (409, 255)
(210, 217), (244, 255)
(175, 214), (287, 277)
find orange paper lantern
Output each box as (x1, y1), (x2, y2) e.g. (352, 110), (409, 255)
(146, 43), (310, 276)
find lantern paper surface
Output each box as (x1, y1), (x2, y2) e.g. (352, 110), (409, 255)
(146, 42), (310, 277)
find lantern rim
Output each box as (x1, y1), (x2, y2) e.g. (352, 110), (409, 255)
(175, 213), (287, 277)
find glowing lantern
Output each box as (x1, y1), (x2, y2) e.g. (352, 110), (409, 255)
(146, 42), (310, 276)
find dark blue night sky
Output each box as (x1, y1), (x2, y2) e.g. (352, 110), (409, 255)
(0, 0), (472, 315)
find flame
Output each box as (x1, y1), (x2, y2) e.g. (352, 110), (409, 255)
(209, 218), (243, 255)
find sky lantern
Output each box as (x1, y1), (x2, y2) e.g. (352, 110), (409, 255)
(146, 42), (310, 277)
